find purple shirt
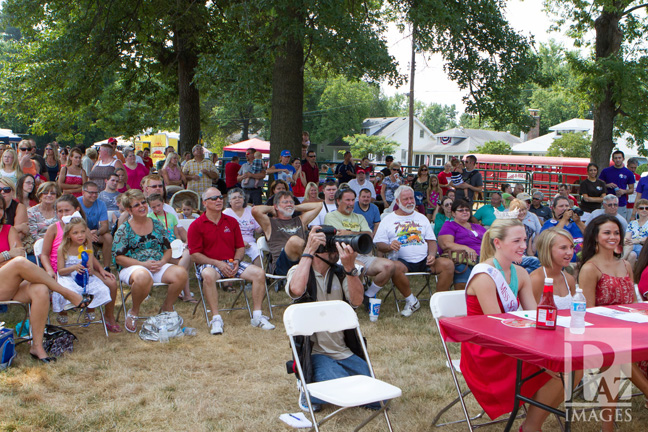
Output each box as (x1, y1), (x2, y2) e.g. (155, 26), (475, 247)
(599, 166), (635, 207)
(438, 221), (487, 255)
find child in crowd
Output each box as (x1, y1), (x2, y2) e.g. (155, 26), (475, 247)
(178, 200), (199, 220)
(115, 167), (130, 193)
(146, 194), (196, 303)
(450, 158), (464, 187)
(426, 174), (443, 221)
(98, 173), (121, 211)
(54, 217), (116, 329)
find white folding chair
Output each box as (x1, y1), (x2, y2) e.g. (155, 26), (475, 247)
(430, 291), (527, 430)
(257, 236), (288, 314)
(635, 284), (645, 302)
(33, 238), (44, 266)
(191, 263), (250, 328)
(284, 301), (401, 432)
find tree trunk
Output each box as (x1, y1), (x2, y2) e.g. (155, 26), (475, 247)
(177, 46), (201, 156)
(590, 9), (623, 168)
(240, 107), (250, 141)
(270, 8), (304, 166)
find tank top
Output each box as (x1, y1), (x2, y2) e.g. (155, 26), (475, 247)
(293, 177), (305, 198)
(89, 159), (117, 191)
(49, 221), (64, 273)
(166, 165), (182, 182)
(5, 199), (18, 226)
(0, 224), (10, 252)
(22, 160), (38, 176)
(590, 261), (634, 306)
(64, 172), (83, 197)
(45, 160), (60, 181)
(268, 217), (306, 271)
(542, 267), (573, 310)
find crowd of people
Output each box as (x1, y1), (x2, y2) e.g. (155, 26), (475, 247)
(1, 138), (648, 426)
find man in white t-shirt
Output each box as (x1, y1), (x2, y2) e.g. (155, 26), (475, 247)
(309, 180), (338, 227)
(374, 185), (454, 316)
(347, 168), (376, 201)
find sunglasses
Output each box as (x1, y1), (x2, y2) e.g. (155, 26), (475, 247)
(638, 207), (648, 210)
(84, 190), (99, 195)
(420, 169), (428, 172)
(148, 184), (164, 189)
(204, 195), (224, 201)
(41, 190), (58, 196)
(19, 148), (29, 152)
(0, 187), (12, 193)
(45, 147), (53, 151)
(455, 208), (470, 213)
(131, 200), (148, 209)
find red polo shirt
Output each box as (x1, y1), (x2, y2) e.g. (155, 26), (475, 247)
(187, 212), (244, 260)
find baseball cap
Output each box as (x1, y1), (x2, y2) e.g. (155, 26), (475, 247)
(107, 137), (117, 144)
(516, 193), (531, 201)
(356, 168), (367, 174)
(280, 150), (291, 158)
(532, 191), (544, 199)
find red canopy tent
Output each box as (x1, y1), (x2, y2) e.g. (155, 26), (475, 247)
(223, 138), (270, 154)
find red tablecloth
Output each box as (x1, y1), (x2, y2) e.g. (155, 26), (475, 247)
(439, 303), (648, 372)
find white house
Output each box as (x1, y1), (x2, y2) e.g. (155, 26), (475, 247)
(511, 118), (641, 158)
(424, 127), (521, 166)
(326, 116), (436, 165)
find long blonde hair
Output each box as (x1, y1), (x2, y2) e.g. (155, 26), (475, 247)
(427, 174), (442, 197)
(480, 218), (525, 262)
(1, 148), (22, 176)
(60, 217), (90, 260)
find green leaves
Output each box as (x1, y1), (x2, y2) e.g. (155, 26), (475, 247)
(546, 132), (592, 158)
(342, 133), (398, 159)
(475, 140), (512, 155)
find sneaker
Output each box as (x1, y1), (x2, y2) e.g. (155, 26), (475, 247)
(251, 315), (275, 330)
(401, 299), (420, 317)
(210, 316), (224, 335)
(299, 387), (322, 413)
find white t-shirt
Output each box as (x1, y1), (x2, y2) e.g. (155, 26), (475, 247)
(347, 179), (376, 200)
(309, 201), (337, 228)
(374, 210), (435, 262)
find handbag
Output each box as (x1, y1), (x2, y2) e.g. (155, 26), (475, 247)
(441, 250), (477, 274)
(42, 325), (77, 357)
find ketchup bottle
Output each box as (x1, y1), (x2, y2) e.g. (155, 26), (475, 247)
(536, 278), (557, 330)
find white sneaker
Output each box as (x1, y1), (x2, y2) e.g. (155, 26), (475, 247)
(210, 316), (224, 335)
(251, 315), (275, 330)
(401, 299), (420, 317)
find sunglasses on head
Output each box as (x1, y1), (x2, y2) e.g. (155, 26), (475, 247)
(204, 195), (224, 201)
(0, 187), (12, 193)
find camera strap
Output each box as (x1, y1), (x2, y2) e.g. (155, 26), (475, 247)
(314, 255), (347, 294)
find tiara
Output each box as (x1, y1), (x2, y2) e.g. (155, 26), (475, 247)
(494, 208), (520, 220)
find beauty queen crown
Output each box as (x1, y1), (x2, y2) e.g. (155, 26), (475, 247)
(494, 208), (520, 220)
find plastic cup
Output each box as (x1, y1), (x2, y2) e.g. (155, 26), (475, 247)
(369, 298), (382, 322)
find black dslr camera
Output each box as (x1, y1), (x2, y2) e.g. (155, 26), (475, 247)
(314, 225), (373, 255)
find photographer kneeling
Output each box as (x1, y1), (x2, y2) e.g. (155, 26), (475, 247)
(286, 227), (373, 412)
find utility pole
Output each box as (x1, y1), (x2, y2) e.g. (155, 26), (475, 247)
(407, 25), (416, 169)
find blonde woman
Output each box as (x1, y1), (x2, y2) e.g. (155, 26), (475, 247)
(302, 182), (322, 203)
(462, 218), (573, 431)
(43, 143), (60, 181)
(160, 152), (186, 196)
(530, 228), (575, 310)
(0, 148), (23, 185)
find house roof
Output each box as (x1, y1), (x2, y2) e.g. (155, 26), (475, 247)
(424, 128), (521, 154)
(511, 118), (640, 157)
(362, 117), (435, 140)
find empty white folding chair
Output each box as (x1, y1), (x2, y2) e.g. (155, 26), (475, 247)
(284, 300), (401, 432)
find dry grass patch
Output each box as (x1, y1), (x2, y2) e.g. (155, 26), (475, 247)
(0, 278), (647, 431)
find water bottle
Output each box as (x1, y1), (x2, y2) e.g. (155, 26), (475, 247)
(570, 285), (586, 335)
(182, 327), (197, 337)
(159, 325), (169, 343)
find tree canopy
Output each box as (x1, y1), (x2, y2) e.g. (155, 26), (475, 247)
(475, 140), (512, 155)
(342, 134), (398, 160)
(546, 132), (591, 158)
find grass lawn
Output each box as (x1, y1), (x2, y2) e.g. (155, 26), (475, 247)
(1, 276), (646, 431)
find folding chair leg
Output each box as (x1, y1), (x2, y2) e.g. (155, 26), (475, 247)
(192, 276), (211, 328)
(99, 306), (109, 337)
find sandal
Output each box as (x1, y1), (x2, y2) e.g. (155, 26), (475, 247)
(125, 309), (138, 333)
(85, 312), (96, 322)
(182, 295), (198, 304)
(56, 314), (68, 325)
(106, 322), (123, 333)
(64, 294), (94, 311)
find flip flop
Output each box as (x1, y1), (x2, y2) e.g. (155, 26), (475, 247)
(106, 322), (122, 333)
(182, 296), (198, 304)
(125, 310), (138, 333)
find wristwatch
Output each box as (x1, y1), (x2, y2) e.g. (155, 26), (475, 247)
(344, 267), (359, 277)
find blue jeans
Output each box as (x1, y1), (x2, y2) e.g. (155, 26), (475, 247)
(517, 256), (541, 274)
(310, 353), (379, 409)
